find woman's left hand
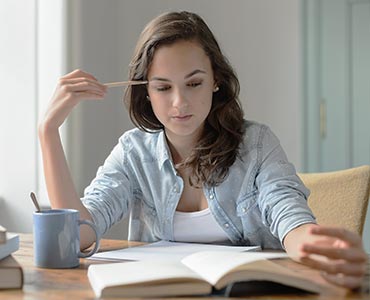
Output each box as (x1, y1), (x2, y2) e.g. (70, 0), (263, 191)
(298, 225), (368, 289)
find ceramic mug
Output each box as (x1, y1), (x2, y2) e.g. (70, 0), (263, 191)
(33, 209), (100, 268)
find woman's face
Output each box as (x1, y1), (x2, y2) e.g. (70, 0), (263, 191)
(147, 40), (215, 145)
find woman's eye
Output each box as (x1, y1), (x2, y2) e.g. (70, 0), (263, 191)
(156, 85), (171, 92)
(188, 82), (202, 88)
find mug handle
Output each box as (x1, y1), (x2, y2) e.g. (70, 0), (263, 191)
(77, 219), (100, 258)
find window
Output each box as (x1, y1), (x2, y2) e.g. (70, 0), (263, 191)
(0, 0), (65, 231)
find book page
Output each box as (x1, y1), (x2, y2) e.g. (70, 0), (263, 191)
(181, 250), (288, 286)
(88, 260), (206, 288)
(91, 240), (260, 262)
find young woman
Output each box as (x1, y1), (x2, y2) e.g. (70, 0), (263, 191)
(39, 11), (367, 288)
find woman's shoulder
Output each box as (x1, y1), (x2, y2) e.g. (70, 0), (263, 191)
(241, 120), (280, 150)
(119, 127), (160, 146)
(120, 127), (159, 138)
(242, 119), (272, 139)
(243, 119), (265, 132)
(116, 128), (163, 159)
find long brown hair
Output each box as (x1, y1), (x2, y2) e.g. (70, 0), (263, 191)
(124, 11), (245, 187)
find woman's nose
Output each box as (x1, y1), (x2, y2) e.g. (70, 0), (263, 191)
(172, 89), (188, 109)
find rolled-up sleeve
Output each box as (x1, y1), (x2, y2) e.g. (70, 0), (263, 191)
(255, 126), (316, 245)
(81, 138), (132, 237)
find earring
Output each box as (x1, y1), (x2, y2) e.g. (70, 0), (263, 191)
(213, 86), (219, 92)
(146, 95), (151, 101)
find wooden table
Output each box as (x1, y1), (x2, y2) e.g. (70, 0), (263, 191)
(2, 234), (370, 299)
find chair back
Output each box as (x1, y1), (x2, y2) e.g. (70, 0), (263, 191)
(298, 165), (370, 235)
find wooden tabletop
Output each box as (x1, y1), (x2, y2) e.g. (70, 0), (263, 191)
(2, 234), (370, 299)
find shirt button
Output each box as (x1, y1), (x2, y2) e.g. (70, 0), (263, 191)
(173, 186), (178, 193)
(224, 223), (229, 228)
(209, 194), (214, 200)
(242, 207), (247, 213)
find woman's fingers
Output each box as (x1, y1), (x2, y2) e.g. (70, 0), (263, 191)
(41, 69), (107, 130)
(309, 226), (362, 247)
(62, 84), (106, 98)
(58, 77), (107, 94)
(301, 243), (368, 262)
(300, 256), (367, 276)
(297, 226), (368, 289)
(58, 69), (107, 96)
(61, 69), (98, 81)
(54, 76), (107, 106)
(321, 272), (364, 290)
(73, 91), (108, 100)
(300, 255), (366, 289)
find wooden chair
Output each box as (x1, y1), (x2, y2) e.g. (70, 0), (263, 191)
(298, 165), (370, 236)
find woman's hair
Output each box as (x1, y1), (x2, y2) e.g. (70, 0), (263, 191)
(124, 11), (245, 187)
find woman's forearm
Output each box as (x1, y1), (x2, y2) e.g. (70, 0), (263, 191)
(283, 223), (317, 258)
(38, 122), (97, 250)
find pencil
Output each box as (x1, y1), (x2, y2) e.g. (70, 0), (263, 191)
(104, 81), (148, 88)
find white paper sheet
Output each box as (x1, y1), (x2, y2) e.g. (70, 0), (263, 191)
(90, 240), (261, 262)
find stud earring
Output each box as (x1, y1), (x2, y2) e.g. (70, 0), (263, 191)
(213, 86), (219, 92)
(146, 95), (151, 101)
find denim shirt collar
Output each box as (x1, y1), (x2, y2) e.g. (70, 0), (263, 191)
(156, 130), (173, 169)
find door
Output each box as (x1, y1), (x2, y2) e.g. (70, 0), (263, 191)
(303, 0), (370, 172)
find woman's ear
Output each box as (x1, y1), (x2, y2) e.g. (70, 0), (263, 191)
(213, 79), (219, 92)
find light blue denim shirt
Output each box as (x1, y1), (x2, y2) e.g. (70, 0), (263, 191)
(81, 120), (316, 249)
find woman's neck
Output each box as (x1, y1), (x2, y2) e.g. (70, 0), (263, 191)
(167, 138), (194, 165)
(165, 131), (199, 165)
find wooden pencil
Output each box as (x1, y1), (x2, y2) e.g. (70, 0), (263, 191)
(104, 81), (148, 88)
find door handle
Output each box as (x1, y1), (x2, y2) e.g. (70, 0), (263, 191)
(320, 100), (327, 139)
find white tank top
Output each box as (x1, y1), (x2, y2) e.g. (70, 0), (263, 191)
(173, 208), (229, 243)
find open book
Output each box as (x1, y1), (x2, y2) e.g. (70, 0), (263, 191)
(88, 250), (348, 298)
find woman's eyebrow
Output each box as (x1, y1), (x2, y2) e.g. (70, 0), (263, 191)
(149, 69), (206, 82)
(184, 69), (206, 79)
(150, 76), (170, 82)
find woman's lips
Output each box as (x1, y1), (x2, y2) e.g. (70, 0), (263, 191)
(172, 115), (192, 121)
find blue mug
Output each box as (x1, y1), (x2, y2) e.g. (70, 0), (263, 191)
(33, 209), (100, 268)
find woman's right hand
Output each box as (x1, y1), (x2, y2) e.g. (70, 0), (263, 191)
(40, 69), (107, 130)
